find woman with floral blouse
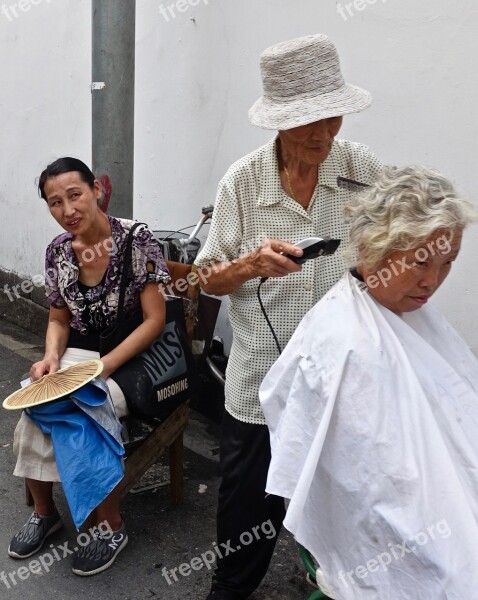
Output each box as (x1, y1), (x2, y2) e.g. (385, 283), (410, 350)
(8, 157), (170, 576)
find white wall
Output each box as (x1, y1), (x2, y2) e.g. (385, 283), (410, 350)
(0, 0), (91, 278)
(134, 0), (478, 352)
(1, 0), (477, 350)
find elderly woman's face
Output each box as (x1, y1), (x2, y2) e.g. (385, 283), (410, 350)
(360, 228), (463, 314)
(279, 116), (343, 165)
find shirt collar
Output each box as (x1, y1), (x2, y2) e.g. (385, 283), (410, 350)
(256, 137), (283, 207)
(318, 141), (345, 191)
(256, 137), (345, 208)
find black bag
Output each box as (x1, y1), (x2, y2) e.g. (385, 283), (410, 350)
(99, 222), (145, 356)
(99, 223), (196, 422)
(99, 310), (143, 357)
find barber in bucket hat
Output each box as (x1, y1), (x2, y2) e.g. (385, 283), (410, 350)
(196, 34), (383, 600)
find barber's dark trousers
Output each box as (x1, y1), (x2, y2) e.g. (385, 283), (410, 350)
(212, 410), (286, 598)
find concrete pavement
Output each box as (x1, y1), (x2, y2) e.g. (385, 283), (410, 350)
(0, 318), (312, 600)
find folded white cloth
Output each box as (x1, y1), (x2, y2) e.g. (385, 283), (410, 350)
(260, 273), (478, 599)
(315, 567), (336, 598)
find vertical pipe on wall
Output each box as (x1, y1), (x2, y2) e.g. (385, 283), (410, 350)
(92, 0), (136, 218)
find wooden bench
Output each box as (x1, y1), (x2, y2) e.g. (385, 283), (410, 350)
(117, 401), (190, 504)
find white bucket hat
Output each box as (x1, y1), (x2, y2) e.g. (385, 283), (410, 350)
(248, 34), (372, 130)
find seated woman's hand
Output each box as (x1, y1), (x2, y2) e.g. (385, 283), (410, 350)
(30, 357), (60, 381)
(100, 364), (113, 382)
(98, 354), (116, 381)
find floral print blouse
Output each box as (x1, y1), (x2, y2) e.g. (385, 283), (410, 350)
(45, 216), (170, 334)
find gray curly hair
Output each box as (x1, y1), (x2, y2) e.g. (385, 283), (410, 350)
(344, 165), (478, 270)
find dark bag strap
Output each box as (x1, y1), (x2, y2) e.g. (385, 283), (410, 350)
(116, 222), (145, 321)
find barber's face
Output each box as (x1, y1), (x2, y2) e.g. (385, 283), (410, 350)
(359, 228), (462, 314)
(278, 116), (343, 165)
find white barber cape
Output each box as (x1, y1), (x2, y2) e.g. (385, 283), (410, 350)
(260, 272), (478, 600)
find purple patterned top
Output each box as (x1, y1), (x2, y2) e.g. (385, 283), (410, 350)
(45, 216), (170, 334)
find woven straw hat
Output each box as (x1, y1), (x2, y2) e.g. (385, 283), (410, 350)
(248, 34), (372, 130)
(3, 360), (103, 410)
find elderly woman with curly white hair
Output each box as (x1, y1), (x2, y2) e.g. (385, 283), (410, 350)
(260, 165), (478, 599)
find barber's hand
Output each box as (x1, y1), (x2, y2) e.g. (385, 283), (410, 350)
(246, 239), (303, 279)
(30, 357), (60, 382)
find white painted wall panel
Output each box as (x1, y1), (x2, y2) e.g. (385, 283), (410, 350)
(1, 0), (477, 351)
(134, 0), (478, 352)
(0, 0), (91, 278)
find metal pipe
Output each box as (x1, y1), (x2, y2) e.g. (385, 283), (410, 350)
(92, 0), (136, 218)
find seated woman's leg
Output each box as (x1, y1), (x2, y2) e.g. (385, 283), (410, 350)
(94, 483), (123, 531)
(9, 408), (64, 558)
(25, 479), (55, 515)
(60, 348), (129, 576)
(13, 409), (58, 517)
(71, 478), (128, 577)
(10, 347), (128, 567)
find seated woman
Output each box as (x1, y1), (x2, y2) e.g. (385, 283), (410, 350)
(259, 166), (478, 599)
(8, 158), (169, 576)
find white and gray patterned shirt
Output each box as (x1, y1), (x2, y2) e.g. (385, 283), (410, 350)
(196, 136), (382, 424)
